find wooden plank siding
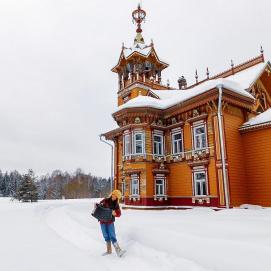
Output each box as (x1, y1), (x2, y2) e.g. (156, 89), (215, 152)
(224, 110), (248, 206)
(184, 122), (192, 150)
(168, 163), (192, 196)
(241, 128), (271, 206)
(145, 128), (152, 156)
(116, 115), (220, 201)
(208, 159), (218, 196)
(118, 87), (149, 106)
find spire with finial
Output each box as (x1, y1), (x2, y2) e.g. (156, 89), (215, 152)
(132, 4), (146, 45)
(231, 59), (235, 74)
(206, 67), (210, 79)
(260, 45), (265, 62)
(195, 69), (199, 84)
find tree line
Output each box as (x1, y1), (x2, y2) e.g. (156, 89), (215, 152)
(0, 169), (111, 200)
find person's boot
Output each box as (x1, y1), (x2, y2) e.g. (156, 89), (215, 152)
(102, 241), (112, 256)
(113, 242), (125, 257)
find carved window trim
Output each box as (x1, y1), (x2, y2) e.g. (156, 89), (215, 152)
(152, 130), (164, 158)
(129, 174), (140, 201)
(133, 130), (145, 155)
(192, 166), (209, 197)
(153, 174), (168, 201)
(192, 121), (208, 151)
(171, 127), (184, 155)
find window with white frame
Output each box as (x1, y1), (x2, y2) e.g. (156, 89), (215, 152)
(193, 124), (208, 150)
(123, 133), (131, 156)
(131, 174), (139, 196)
(153, 132), (164, 156)
(172, 131), (183, 154)
(155, 174), (166, 196)
(133, 132), (144, 155)
(193, 171), (207, 196)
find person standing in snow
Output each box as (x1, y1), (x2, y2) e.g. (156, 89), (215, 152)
(98, 189), (124, 257)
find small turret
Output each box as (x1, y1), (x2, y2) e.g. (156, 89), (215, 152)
(111, 4), (169, 96)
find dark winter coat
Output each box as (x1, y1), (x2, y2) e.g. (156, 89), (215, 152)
(99, 197), (121, 224)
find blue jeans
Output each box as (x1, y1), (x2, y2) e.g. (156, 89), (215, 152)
(100, 223), (117, 243)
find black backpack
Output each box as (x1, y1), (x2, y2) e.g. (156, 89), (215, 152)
(91, 204), (113, 222)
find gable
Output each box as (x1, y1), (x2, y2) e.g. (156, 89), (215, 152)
(249, 62), (271, 113)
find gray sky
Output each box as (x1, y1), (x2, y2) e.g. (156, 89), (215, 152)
(0, 0), (270, 177)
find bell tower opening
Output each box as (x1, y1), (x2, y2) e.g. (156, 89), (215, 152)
(111, 4), (169, 98)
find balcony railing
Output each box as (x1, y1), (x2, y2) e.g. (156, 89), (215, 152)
(122, 146), (214, 163)
(165, 146), (214, 162)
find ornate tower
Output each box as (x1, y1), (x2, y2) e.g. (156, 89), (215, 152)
(111, 4), (169, 106)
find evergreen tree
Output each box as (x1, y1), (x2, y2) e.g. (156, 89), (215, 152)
(37, 176), (48, 200)
(16, 170), (38, 202)
(0, 170), (4, 197)
(0, 168), (110, 200)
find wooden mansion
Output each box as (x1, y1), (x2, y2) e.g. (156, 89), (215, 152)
(102, 5), (271, 208)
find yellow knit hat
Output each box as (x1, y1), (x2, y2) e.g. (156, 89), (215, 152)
(110, 189), (122, 201)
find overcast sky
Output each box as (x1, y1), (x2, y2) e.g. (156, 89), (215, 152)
(0, 0), (270, 177)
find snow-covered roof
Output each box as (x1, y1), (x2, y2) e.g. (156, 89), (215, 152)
(115, 77), (254, 113)
(221, 62), (268, 90)
(121, 41), (169, 66)
(242, 108), (271, 127)
(123, 43), (152, 58)
(112, 41), (169, 72)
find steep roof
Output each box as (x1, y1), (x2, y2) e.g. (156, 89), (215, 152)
(123, 43), (152, 58)
(112, 43), (169, 73)
(114, 59), (271, 113)
(115, 77), (254, 113)
(221, 61), (269, 90)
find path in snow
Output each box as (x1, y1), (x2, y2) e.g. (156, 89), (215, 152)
(1, 198), (271, 271)
(44, 200), (209, 271)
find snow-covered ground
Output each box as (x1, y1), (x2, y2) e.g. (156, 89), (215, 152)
(1, 198), (271, 271)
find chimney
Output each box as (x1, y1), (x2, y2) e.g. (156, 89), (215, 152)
(178, 76), (187, 90)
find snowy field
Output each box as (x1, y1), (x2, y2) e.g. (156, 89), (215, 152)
(1, 198), (271, 271)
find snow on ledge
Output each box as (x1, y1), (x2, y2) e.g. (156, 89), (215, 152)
(242, 108), (271, 127)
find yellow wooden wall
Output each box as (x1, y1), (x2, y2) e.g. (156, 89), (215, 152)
(118, 87), (149, 106)
(223, 109), (248, 206)
(242, 127), (271, 206)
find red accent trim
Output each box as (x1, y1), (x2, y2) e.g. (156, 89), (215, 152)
(124, 197), (220, 207)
